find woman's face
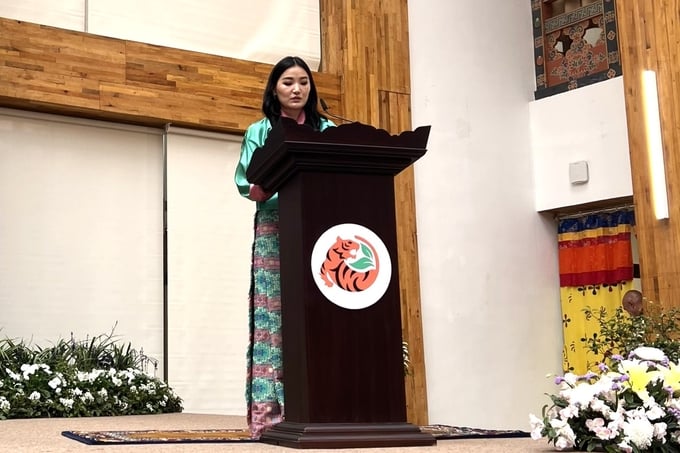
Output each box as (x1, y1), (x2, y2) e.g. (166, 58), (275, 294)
(274, 65), (311, 118)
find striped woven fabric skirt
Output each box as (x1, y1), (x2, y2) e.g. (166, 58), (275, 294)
(245, 209), (284, 438)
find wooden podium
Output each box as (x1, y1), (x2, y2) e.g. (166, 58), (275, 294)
(246, 118), (434, 449)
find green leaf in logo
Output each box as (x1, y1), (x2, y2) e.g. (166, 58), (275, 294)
(360, 243), (373, 259)
(349, 257), (374, 271)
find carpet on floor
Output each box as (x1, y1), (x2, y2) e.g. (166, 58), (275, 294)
(61, 425), (529, 445)
(62, 428), (256, 445)
(419, 424), (529, 440)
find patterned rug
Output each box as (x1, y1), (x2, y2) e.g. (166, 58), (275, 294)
(419, 424), (529, 440)
(61, 428), (256, 445)
(62, 424), (529, 445)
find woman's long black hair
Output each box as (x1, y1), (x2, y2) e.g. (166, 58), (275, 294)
(262, 56), (326, 131)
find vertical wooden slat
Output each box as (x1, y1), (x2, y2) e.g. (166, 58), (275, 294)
(616, 0), (680, 308)
(379, 90), (429, 426)
(319, 0), (429, 425)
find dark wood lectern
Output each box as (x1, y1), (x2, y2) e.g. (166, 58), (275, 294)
(246, 118), (434, 449)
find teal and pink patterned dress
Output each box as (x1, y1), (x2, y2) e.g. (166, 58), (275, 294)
(234, 117), (334, 438)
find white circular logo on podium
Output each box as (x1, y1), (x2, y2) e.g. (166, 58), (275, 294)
(310, 223), (392, 310)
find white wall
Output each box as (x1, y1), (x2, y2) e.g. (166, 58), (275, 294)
(0, 0), (321, 69)
(409, 0), (564, 429)
(531, 77), (633, 211)
(0, 0), (84, 30)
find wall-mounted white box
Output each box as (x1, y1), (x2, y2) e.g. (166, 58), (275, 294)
(569, 160), (589, 185)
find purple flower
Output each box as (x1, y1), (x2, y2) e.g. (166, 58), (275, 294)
(582, 371), (597, 380)
(668, 407), (680, 420)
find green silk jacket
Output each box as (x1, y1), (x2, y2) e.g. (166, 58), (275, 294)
(234, 116), (335, 211)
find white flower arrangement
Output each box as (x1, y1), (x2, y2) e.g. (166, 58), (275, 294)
(0, 363), (182, 419)
(0, 327), (183, 419)
(530, 347), (680, 452)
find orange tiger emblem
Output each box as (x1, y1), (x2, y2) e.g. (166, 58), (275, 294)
(319, 235), (379, 292)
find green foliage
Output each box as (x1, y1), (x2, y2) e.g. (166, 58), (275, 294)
(0, 326), (148, 377)
(0, 328), (182, 420)
(581, 303), (680, 365)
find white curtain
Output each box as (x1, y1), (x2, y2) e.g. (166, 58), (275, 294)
(165, 127), (253, 415)
(0, 108), (165, 372)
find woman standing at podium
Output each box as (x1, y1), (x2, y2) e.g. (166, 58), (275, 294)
(234, 56), (335, 438)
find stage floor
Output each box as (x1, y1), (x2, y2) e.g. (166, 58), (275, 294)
(0, 413), (555, 452)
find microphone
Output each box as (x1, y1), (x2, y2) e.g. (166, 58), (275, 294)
(319, 98), (355, 123)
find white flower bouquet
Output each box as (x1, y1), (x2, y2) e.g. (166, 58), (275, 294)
(530, 347), (680, 452)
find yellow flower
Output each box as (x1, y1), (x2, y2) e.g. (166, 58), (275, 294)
(619, 360), (662, 401)
(661, 362), (680, 393)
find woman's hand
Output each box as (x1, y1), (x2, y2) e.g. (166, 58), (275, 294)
(249, 184), (273, 202)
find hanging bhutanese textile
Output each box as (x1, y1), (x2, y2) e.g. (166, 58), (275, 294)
(558, 209), (635, 374)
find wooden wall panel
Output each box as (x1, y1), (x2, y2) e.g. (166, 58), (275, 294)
(381, 90), (429, 428)
(615, 0), (680, 308)
(320, 0), (429, 425)
(0, 18), (341, 133)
